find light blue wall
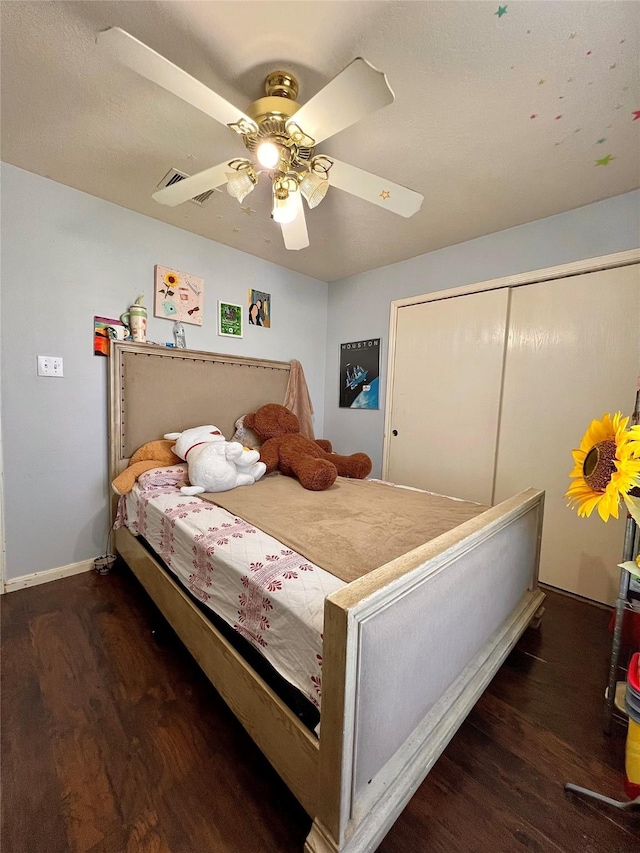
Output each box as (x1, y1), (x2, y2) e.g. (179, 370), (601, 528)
(2, 164), (637, 581)
(0, 163), (328, 580)
(324, 191), (640, 476)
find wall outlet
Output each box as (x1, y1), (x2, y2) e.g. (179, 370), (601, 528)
(37, 356), (64, 377)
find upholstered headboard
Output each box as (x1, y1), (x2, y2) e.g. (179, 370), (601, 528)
(109, 342), (290, 481)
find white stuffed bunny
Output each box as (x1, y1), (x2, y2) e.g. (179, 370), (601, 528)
(164, 425), (266, 495)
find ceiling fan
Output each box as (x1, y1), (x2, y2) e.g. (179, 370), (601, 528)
(97, 28), (424, 250)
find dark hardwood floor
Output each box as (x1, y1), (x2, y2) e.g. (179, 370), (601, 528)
(2, 567), (638, 853)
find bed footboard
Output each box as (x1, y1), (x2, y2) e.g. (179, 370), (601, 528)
(308, 488), (545, 853)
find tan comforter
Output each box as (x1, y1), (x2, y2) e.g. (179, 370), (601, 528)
(201, 474), (487, 583)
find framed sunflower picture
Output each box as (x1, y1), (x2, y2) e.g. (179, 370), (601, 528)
(154, 265), (204, 326)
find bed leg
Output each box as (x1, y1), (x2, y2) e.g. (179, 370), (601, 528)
(304, 819), (340, 853)
(529, 603), (545, 631)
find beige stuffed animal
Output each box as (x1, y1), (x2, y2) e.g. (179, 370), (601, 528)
(111, 439), (181, 495)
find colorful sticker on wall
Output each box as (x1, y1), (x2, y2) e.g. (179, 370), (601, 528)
(154, 265), (204, 326)
(248, 289), (271, 328)
(218, 301), (243, 338)
(339, 339), (380, 410)
(94, 316), (127, 356)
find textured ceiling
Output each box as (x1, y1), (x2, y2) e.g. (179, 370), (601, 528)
(1, 1), (638, 281)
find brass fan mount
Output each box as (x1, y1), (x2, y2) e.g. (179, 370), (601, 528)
(243, 70), (315, 169)
(246, 70), (301, 124)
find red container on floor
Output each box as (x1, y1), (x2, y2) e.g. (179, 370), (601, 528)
(624, 652), (640, 799)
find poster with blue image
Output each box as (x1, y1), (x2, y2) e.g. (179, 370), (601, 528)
(339, 338), (380, 409)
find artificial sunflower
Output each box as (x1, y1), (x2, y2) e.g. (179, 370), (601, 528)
(566, 412), (640, 522)
(164, 271), (179, 287)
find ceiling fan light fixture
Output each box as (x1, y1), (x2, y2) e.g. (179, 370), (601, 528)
(225, 159), (257, 203)
(256, 140), (281, 170)
(299, 171), (329, 209)
(272, 181), (298, 224)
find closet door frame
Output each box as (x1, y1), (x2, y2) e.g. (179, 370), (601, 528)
(382, 248), (640, 481)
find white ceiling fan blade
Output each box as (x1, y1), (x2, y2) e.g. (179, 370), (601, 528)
(97, 27), (257, 133)
(281, 193), (309, 251)
(286, 57), (394, 146)
(152, 162), (230, 206)
(328, 158), (423, 218)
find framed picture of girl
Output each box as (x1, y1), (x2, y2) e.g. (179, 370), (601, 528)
(248, 289), (271, 328)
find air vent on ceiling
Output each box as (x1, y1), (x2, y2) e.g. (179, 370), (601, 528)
(156, 168), (217, 206)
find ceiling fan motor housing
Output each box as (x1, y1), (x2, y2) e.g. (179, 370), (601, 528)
(244, 71), (314, 169)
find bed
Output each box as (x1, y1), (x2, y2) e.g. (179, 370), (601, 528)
(109, 341), (545, 853)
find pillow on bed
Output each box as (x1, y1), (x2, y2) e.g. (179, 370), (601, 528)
(230, 415), (263, 450)
(137, 464), (188, 491)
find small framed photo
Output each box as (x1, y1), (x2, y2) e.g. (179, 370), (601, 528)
(218, 301), (243, 338)
(248, 289), (271, 328)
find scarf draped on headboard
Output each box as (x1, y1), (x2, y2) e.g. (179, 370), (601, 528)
(284, 359), (315, 440)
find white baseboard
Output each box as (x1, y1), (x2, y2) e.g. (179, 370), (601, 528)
(3, 558), (94, 593)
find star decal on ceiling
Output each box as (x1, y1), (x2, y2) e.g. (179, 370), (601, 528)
(215, 214), (223, 220)
(495, 5), (508, 17)
(596, 138), (606, 144)
(594, 154), (615, 166)
(231, 227), (241, 233)
(632, 110), (640, 121)
(380, 190), (391, 200)
(241, 206), (256, 216)
(264, 238), (272, 244)
(569, 32), (577, 40)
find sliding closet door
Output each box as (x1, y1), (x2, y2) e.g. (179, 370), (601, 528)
(387, 288), (509, 504)
(494, 264), (640, 604)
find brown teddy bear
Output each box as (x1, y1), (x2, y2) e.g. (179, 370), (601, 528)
(243, 403), (372, 491)
(111, 439), (181, 495)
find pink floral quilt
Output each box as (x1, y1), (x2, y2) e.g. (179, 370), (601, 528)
(116, 466), (344, 711)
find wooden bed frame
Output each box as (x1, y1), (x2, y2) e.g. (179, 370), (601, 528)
(109, 341), (545, 852)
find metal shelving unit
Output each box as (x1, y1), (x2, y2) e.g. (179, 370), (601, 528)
(604, 517), (639, 734)
(566, 390), (640, 808)
(604, 387), (640, 735)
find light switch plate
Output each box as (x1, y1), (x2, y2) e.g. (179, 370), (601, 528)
(37, 355), (64, 377)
